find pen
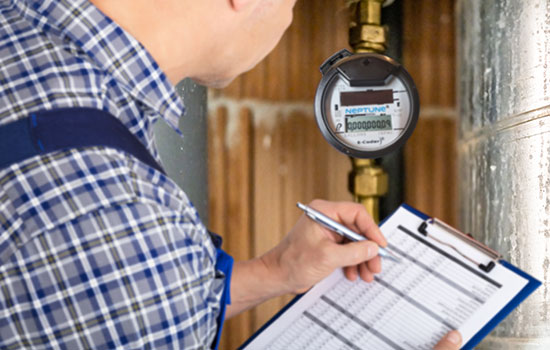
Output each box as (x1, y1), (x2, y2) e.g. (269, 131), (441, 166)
(297, 202), (401, 263)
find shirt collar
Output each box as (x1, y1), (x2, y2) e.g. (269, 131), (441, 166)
(18, 0), (185, 134)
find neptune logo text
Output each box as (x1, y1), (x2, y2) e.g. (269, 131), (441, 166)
(345, 106), (387, 114)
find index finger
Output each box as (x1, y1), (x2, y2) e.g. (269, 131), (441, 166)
(309, 200), (387, 247)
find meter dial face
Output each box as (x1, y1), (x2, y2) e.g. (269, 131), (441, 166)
(314, 51), (419, 159)
(323, 75), (412, 153)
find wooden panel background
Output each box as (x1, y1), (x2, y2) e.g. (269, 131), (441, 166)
(207, 0), (458, 348)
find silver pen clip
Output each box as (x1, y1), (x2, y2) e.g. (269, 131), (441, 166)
(298, 202), (400, 263)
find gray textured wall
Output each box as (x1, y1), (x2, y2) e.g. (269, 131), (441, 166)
(153, 79), (209, 224)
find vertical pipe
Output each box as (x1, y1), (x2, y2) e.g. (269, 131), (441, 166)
(348, 0), (401, 223)
(457, 1), (550, 348)
(379, 0), (404, 219)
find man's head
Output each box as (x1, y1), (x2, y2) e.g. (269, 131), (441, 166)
(91, 0), (298, 87)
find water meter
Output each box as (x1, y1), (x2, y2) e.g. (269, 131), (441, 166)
(314, 49), (419, 159)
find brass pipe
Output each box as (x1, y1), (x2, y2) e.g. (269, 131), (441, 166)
(349, 0), (387, 54)
(348, 158), (388, 222)
(348, 0), (389, 223)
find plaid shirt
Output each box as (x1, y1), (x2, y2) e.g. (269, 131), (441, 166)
(0, 0), (224, 349)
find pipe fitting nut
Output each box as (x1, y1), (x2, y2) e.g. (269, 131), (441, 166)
(349, 167), (389, 197)
(349, 24), (388, 52)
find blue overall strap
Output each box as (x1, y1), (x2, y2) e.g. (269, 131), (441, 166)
(209, 232), (234, 350)
(0, 108), (235, 348)
(0, 107), (164, 174)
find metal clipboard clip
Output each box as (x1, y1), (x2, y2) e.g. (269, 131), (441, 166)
(418, 218), (502, 273)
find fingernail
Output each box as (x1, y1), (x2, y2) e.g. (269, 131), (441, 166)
(368, 243), (378, 257)
(446, 331), (460, 344)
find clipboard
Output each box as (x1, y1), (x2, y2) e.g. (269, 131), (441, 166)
(239, 204), (541, 350)
(403, 205), (541, 349)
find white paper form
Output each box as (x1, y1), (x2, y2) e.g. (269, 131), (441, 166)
(243, 206), (529, 350)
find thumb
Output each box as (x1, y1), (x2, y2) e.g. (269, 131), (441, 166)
(434, 331), (462, 350)
(328, 240), (379, 267)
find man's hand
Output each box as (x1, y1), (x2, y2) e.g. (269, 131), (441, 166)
(226, 199), (386, 318)
(263, 199), (387, 294)
(434, 331), (462, 350)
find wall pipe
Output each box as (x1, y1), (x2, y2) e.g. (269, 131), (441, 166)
(457, 1), (550, 348)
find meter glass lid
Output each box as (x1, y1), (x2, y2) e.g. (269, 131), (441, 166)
(315, 50), (419, 159)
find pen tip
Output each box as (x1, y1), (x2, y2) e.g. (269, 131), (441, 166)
(390, 254), (401, 263)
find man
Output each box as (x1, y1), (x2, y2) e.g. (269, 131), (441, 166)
(0, 0), (462, 349)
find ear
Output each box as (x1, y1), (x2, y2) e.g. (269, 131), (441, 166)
(229, 0), (257, 12)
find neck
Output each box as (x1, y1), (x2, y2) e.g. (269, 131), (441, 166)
(90, 0), (216, 85)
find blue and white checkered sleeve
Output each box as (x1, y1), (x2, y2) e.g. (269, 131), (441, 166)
(0, 201), (224, 350)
